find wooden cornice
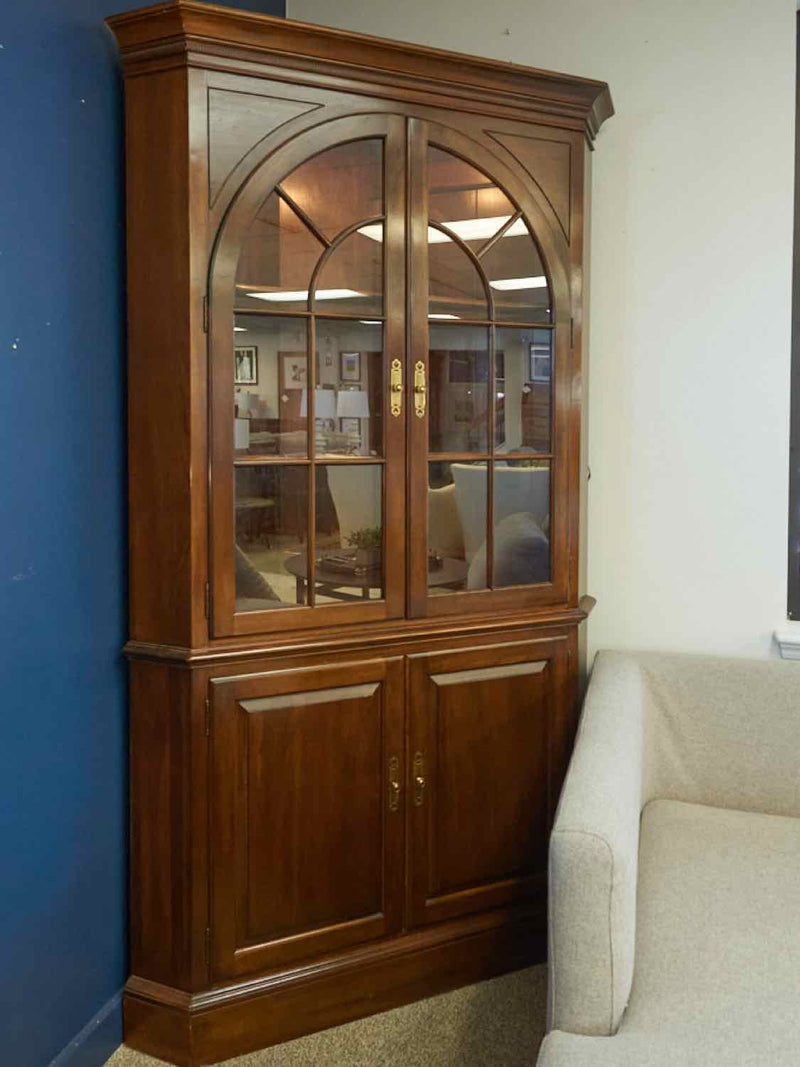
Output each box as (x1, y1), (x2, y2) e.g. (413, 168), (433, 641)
(105, 1), (613, 140)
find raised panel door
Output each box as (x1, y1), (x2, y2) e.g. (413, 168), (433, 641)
(407, 637), (569, 927)
(210, 657), (404, 980)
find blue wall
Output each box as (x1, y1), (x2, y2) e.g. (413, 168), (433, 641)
(0, 2), (283, 1065)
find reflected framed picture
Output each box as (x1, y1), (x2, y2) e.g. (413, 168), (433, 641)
(340, 351), (361, 382)
(234, 346), (258, 385)
(529, 340), (551, 383)
(280, 353), (308, 390)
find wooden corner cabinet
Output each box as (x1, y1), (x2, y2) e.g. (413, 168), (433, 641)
(106, 4), (612, 1064)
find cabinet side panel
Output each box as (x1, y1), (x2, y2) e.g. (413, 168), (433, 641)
(576, 145), (592, 680)
(125, 70), (194, 645)
(130, 661), (207, 990)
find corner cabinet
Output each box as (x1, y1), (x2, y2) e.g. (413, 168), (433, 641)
(107, 4), (612, 1064)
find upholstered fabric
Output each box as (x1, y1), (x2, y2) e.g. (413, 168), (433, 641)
(541, 650), (800, 1067)
(467, 512), (549, 590)
(428, 482), (466, 560)
(235, 544), (280, 602)
(547, 651), (645, 1035)
(540, 798), (800, 1066)
(450, 463), (550, 561)
(325, 465), (382, 546)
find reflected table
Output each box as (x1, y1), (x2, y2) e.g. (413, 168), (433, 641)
(284, 553), (469, 604)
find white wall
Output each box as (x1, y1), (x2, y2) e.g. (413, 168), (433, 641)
(288, 0), (796, 659)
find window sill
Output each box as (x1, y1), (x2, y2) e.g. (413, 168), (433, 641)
(774, 625), (800, 659)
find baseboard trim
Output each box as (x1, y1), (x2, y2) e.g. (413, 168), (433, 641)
(124, 909), (546, 1066)
(48, 990), (124, 1067)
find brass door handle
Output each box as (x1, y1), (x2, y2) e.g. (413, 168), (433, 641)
(388, 755), (401, 812)
(390, 359), (403, 417)
(413, 361), (426, 418)
(412, 751), (425, 806)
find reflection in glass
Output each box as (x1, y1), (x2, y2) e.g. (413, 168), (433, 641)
(495, 327), (552, 454)
(235, 465), (309, 611)
(313, 320), (383, 457)
(428, 146), (515, 251)
(428, 230), (488, 320)
(428, 461), (486, 595)
(235, 193), (324, 312)
(280, 139), (384, 241)
(428, 325), (489, 453)
(313, 227), (383, 316)
(314, 465), (384, 603)
(490, 461), (550, 587)
(234, 316), (308, 457)
(483, 227), (550, 323)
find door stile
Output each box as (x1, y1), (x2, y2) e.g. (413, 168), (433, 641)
(383, 116), (408, 621)
(406, 118), (430, 617)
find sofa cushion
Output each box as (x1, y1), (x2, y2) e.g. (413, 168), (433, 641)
(235, 544), (280, 602)
(468, 512), (549, 589)
(539, 798), (800, 1066)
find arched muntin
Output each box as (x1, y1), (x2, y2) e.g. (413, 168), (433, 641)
(308, 214), (385, 312)
(209, 114), (399, 322)
(424, 132), (566, 323)
(425, 129), (569, 311)
(208, 114), (571, 344)
(426, 220), (496, 320)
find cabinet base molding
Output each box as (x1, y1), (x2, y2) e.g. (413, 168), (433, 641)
(123, 908), (545, 1067)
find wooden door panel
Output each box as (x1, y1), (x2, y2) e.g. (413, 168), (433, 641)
(211, 658), (404, 980)
(429, 661), (549, 896)
(408, 638), (568, 927)
(241, 682), (383, 942)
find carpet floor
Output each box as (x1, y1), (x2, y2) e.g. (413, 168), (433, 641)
(105, 964), (547, 1066)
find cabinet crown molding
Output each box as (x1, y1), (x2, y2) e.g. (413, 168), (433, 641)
(106, 1), (614, 140)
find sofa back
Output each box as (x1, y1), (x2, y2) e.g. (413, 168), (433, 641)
(624, 652), (800, 818)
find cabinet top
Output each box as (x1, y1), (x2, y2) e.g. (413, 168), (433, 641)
(106, 1), (613, 141)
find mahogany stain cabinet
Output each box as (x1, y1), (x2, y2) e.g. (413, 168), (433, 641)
(107, 4), (612, 1063)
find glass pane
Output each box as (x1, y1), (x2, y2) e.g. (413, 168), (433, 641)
(235, 465), (309, 611)
(491, 460), (551, 587)
(315, 319), (383, 457)
(280, 139), (384, 241)
(428, 145), (516, 252)
(483, 225), (550, 323)
(235, 193), (324, 312)
(234, 316), (308, 457)
(314, 465), (384, 603)
(313, 227), (383, 316)
(428, 324), (489, 453)
(428, 230), (488, 320)
(495, 326), (552, 454)
(428, 460), (486, 595)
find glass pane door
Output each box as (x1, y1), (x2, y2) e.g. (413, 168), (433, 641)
(211, 118), (406, 636)
(409, 132), (556, 614)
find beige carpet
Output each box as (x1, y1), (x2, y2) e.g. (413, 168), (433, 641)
(105, 964), (547, 1066)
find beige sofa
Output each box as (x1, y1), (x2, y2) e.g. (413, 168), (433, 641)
(538, 650), (800, 1067)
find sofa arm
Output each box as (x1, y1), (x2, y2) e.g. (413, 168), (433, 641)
(548, 651), (647, 1036)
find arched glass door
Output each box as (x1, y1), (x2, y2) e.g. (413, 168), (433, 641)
(210, 115), (568, 636)
(210, 117), (406, 637)
(407, 127), (563, 617)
